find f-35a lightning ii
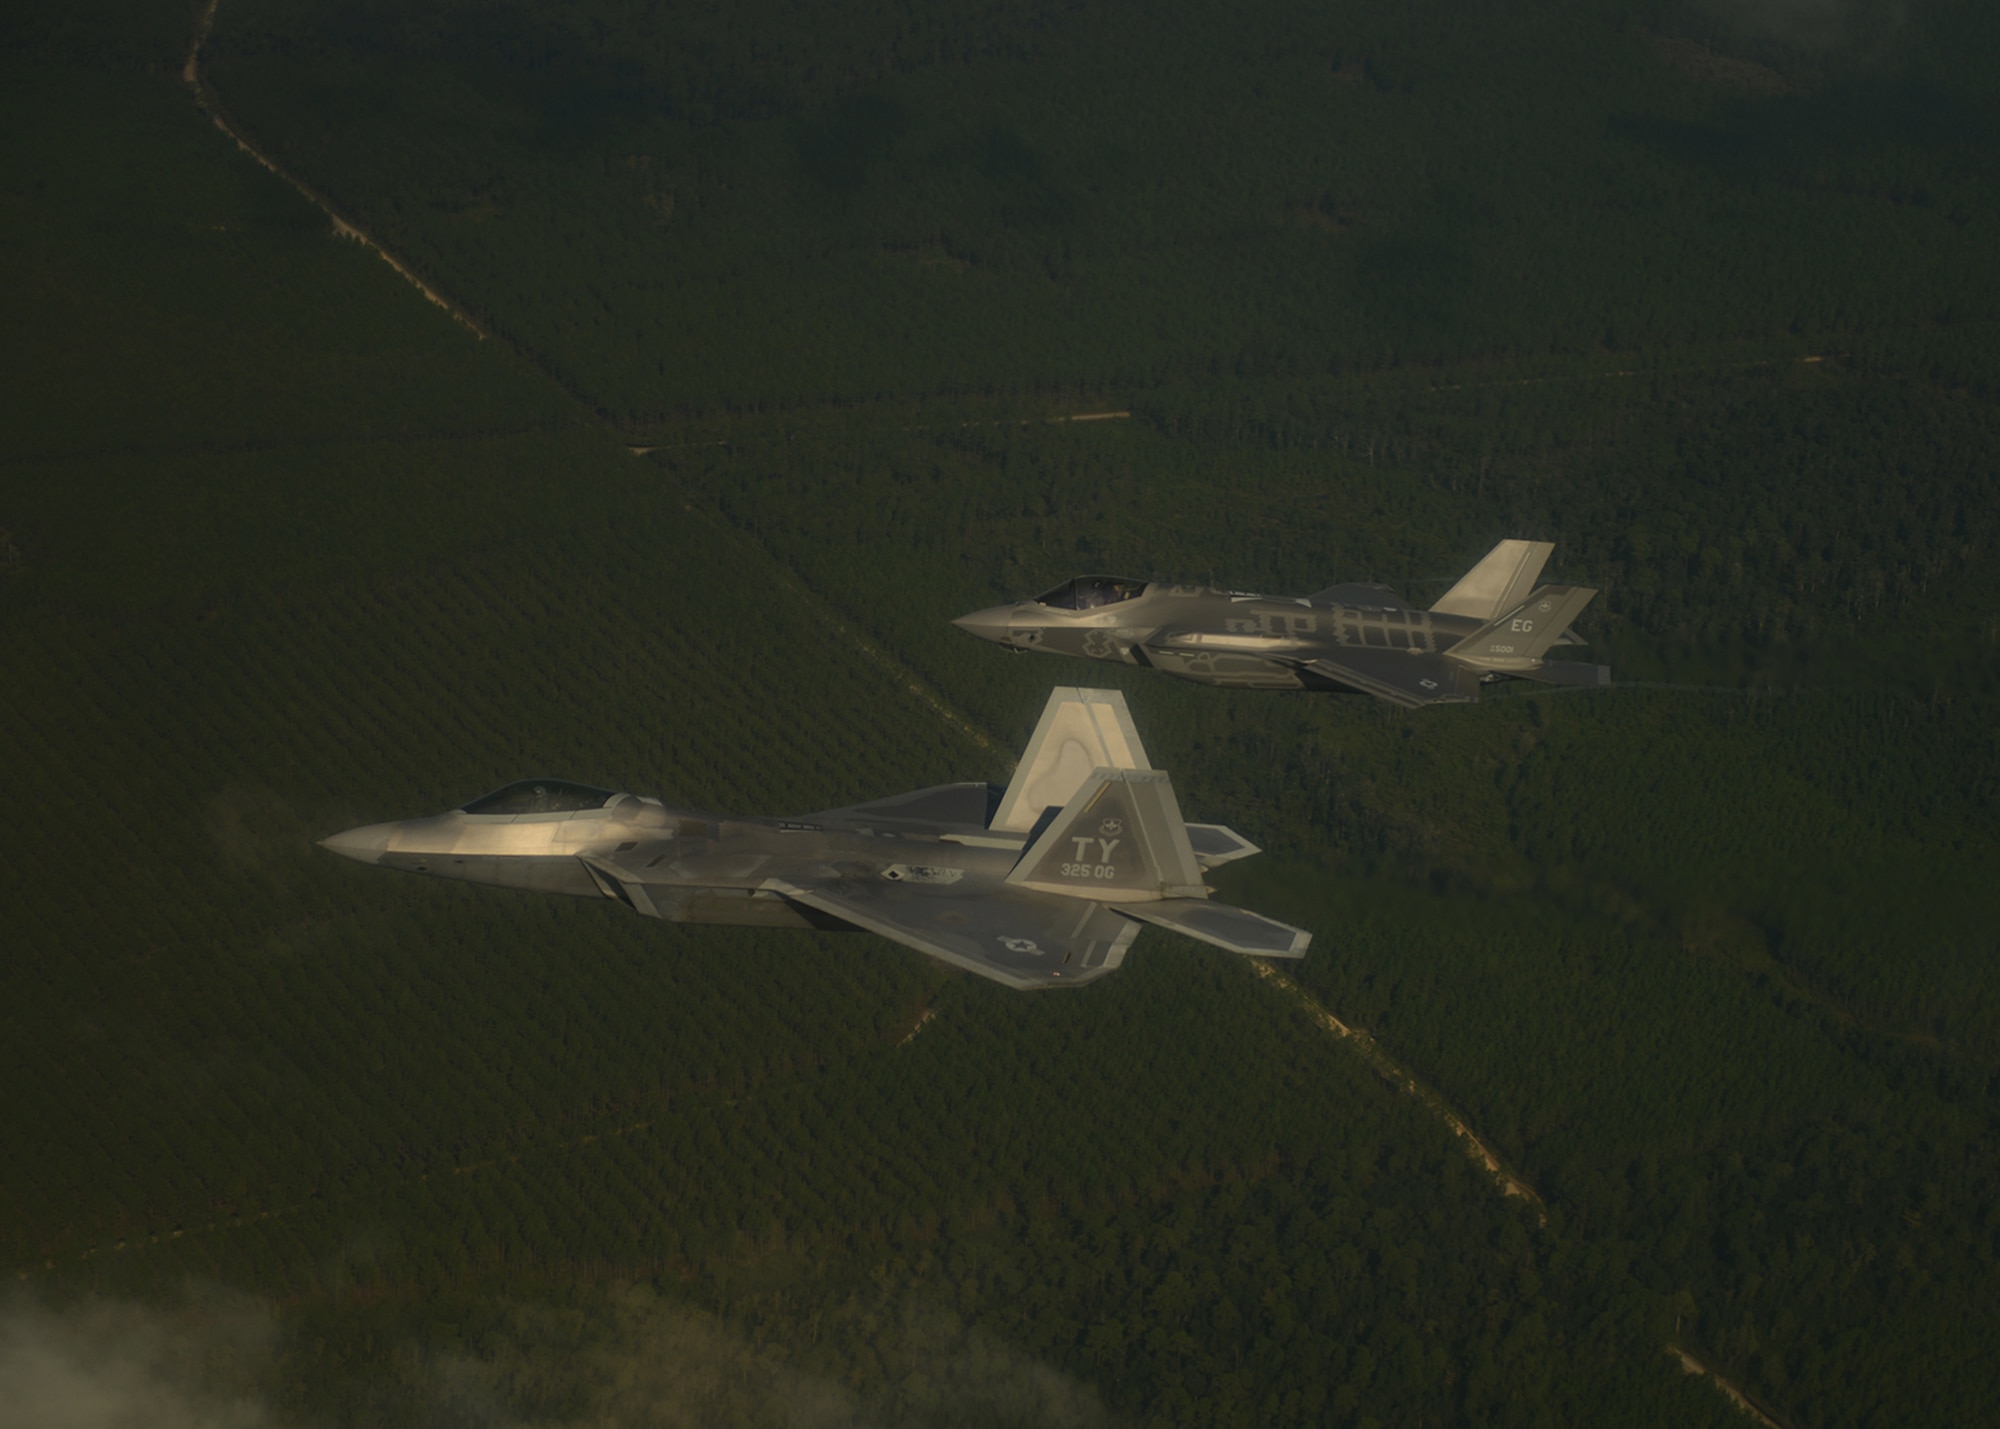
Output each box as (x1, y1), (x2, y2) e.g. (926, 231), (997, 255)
(954, 540), (1609, 708)
(319, 688), (1308, 990)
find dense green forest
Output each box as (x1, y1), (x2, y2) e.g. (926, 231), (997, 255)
(670, 407), (2000, 1424)
(5, 1), (1999, 1426)
(195, 0), (2000, 418)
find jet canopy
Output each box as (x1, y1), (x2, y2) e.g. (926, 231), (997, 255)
(461, 780), (618, 816)
(1034, 576), (1147, 610)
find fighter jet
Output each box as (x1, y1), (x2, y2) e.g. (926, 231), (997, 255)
(953, 540), (1609, 707)
(319, 688), (1308, 990)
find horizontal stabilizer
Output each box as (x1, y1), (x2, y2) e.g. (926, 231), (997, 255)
(992, 687), (1149, 834)
(765, 878), (1140, 989)
(1297, 651), (1479, 708)
(1431, 539), (1553, 621)
(1119, 899), (1310, 958)
(1512, 660), (1612, 689)
(1184, 823), (1260, 869)
(1446, 586), (1597, 670)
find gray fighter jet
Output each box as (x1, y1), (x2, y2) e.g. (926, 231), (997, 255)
(319, 688), (1308, 990)
(954, 540), (1609, 707)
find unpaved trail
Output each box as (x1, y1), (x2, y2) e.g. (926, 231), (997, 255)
(1248, 962), (1544, 1213)
(628, 409), (1130, 456)
(181, 0), (218, 85)
(1251, 964), (1792, 1427)
(1670, 1346), (1790, 1428)
(897, 1006), (939, 1046)
(182, 0), (490, 341)
(669, 496), (1010, 761)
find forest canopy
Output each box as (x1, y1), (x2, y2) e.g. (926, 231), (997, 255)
(4, 1), (1997, 1425)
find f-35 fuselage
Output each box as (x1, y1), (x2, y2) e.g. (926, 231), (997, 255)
(955, 546), (1607, 707)
(960, 582), (1495, 691)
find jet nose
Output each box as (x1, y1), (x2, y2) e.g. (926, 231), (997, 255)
(318, 821), (398, 865)
(952, 606), (1016, 643)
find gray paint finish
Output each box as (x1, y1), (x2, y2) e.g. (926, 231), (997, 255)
(954, 540), (1610, 707)
(320, 690), (1309, 991)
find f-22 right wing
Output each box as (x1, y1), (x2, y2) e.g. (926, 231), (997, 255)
(763, 878), (1140, 990)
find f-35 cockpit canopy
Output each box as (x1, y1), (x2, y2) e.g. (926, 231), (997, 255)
(1034, 576), (1148, 610)
(461, 780), (619, 816)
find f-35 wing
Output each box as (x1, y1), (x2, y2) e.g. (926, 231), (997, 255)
(1293, 650), (1481, 708)
(764, 878), (1140, 990)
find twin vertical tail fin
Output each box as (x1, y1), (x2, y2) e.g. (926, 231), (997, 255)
(996, 689), (1312, 959)
(1006, 768), (1208, 901)
(1446, 585), (1599, 670)
(1433, 542), (1606, 682)
(1431, 540), (1554, 621)
(991, 686), (1150, 834)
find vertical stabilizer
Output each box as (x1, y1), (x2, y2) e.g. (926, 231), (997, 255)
(991, 687), (1150, 833)
(1007, 769), (1207, 901)
(1446, 585), (1599, 669)
(1431, 539), (1554, 621)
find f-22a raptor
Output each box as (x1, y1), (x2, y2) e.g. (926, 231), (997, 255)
(319, 688), (1309, 991)
(954, 540), (1609, 708)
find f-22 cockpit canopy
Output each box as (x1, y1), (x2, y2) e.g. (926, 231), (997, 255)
(1034, 576), (1148, 611)
(461, 780), (618, 816)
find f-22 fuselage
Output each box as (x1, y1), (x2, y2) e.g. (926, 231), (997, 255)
(320, 689), (1309, 991)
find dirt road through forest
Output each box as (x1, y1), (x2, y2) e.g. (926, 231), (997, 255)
(183, 0), (490, 341)
(1248, 962), (1544, 1210)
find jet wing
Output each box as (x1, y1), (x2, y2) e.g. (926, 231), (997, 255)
(1119, 899), (1310, 958)
(763, 878), (1140, 990)
(1292, 650), (1480, 708)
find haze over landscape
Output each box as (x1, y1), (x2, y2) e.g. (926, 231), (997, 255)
(4, 1), (1998, 1425)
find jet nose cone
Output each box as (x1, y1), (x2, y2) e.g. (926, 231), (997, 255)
(952, 606), (1015, 642)
(318, 822), (398, 865)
